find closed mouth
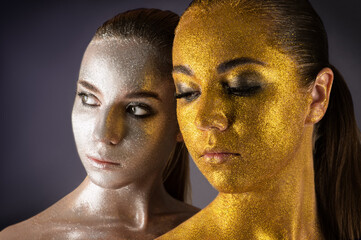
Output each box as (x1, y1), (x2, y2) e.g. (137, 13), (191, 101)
(201, 151), (240, 164)
(86, 155), (120, 168)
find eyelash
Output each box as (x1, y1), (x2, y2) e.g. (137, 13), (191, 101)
(77, 92), (100, 107)
(175, 91), (200, 102)
(126, 103), (154, 119)
(174, 85), (261, 102)
(77, 92), (154, 119)
(225, 85), (262, 97)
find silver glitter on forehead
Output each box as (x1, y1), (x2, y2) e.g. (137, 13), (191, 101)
(79, 38), (164, 94)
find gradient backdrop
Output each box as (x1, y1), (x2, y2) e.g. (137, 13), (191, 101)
(1, 0), (360, 230)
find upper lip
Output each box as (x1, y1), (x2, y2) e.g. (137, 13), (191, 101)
(86, 155), (120, 165)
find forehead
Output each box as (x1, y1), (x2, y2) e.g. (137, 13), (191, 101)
(79, 38), (164, 92)
(173, 4), (283, 70)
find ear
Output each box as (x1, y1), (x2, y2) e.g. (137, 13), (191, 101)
(305, 67), (334, 124)
(176, 131), (183, 142)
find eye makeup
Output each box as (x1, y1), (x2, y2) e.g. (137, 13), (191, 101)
(77, 91), (101, 107)
(226, 70), (265, 86)
(126, 102), (154, 118)
(224, 85), (262, 97)
(174, 82), (201, 102)
(223, 70), (266, 97)
(174, 91), (200, 101)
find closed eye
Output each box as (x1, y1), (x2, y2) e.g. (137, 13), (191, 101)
(175, 91), (200, 102)
(225, 85), (262, 97)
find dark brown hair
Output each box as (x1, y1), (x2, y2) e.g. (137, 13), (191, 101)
(93, 9), (190, 202)
(187, 0), (361, 239)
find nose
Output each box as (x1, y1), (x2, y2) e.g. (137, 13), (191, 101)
(92, 105), (125, 145)
(194, 92), (230, 131)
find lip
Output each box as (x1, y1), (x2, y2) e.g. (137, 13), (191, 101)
(201, 149), (240, 164)
(86, 155), (120, 169)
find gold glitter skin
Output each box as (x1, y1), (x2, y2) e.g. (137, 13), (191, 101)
(157, 2), (332, 240)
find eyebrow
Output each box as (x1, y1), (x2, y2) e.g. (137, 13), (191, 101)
(172, 65), (194, 76)
(78, 80), (100, 94)
(172, 57), (264, 76)
(125, 91), (161, 101)
(217, 57), (265, 74)
(78, 80), (160, 101)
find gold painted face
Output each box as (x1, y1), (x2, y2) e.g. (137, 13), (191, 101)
(173, 5), (312, 193)
(72, 39), (178, 189)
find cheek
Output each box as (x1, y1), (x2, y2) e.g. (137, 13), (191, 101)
(125, 114), (179, 168)
(71, 107), (94, 153)
(132, 120), (167, 155)
(250, 91), (308, 160)
(180, 89), (309, 192)
(229, 91), (308, 185)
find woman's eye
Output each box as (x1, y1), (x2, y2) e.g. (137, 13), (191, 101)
(126, 103), (153, 118)
(226, 85), (262, 97)
(77, 92), (100, 107)
(175, 91), (200, 102)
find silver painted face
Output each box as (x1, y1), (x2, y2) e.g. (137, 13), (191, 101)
(72, 39), (178, 189)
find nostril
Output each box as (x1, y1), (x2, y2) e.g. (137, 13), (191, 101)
(195, 111), (229, 131)
(92, 120), (125, 146)
(107, 134), (121, 146)
(194, 114), (208, 131)
(212, 117), (229, 131)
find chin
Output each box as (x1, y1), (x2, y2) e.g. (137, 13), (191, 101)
(87, 171), (133, 190)
(211, 181), (263, 194)
(205, 170), (265, 194)
(205, 172), (240, 193)
(209, 180), (247, 194)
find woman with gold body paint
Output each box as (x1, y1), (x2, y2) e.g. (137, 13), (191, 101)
(157, 0), (361, 239)
(0, 9), (198, 240)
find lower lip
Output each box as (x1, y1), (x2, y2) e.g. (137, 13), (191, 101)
(87, 156), (120, 169)
(202, 153), (239, 164)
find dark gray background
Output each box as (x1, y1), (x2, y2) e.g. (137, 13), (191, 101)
(1, 0), (360, 230)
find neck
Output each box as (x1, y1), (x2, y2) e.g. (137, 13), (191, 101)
(209, 126), (321, 239)
(70, 173), (171, 229)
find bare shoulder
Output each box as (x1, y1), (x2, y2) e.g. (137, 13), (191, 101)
(0, 209), (76, 240)
(0, 196), (73, 240)
(0, 214), (76, 240)
(0, 217), (41, 240)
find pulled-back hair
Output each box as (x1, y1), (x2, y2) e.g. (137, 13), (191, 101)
(187, 1), (361, 239)
(93, 9), (190, 202)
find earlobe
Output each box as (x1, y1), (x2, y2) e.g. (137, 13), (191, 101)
(305, 68), (334, 124)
